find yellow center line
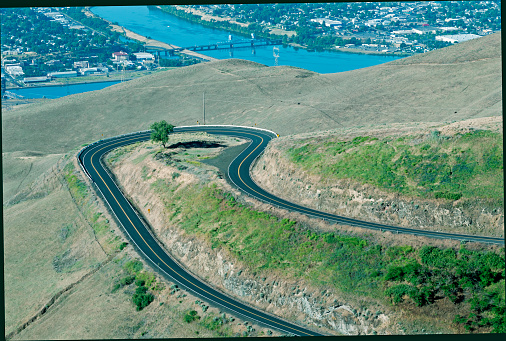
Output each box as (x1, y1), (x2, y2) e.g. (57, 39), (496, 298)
(87, 132), (317, 336)
(233, 131), (356, 223)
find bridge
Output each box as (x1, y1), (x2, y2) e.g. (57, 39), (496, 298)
(144, 38), (282, 62)
(176, 39), (282, 52)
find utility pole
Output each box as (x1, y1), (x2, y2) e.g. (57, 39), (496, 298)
(203, 92), (205, 125)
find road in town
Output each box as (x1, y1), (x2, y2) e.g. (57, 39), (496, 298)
(77, 125), (504, 335)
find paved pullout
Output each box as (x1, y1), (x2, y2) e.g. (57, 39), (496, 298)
(77, 125), (503, 335)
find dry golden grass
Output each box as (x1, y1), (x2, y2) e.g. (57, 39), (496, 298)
(4, 185), (107, 335)
(2, 32), (502, 339)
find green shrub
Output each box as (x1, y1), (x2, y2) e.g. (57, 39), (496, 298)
(384, 266), (405, 281)
(434, 191), (463, 200)
(201, 315), (224, 330)
(111, 283), (121, 293)
(184, 310), (200, 323)
(132, 285), (154, 311)
(385, 284), (415, 304)
(124, 259), (143, 274)
(120, 275), (136, 286)
(419, 246), (456, 268)
(409, 286), (435, 306)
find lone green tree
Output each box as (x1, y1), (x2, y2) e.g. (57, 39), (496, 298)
(150, 121), (174, 148)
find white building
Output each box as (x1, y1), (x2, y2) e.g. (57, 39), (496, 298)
(133, 52), (155, 61)
(412, 27), (437, 34)
(310, 18), (342, 27)
(392, 29), (414, 35)
(74, 60), (89, 69)
(79, 67), (100, 76)
(5, 65), (24, 77)
(2, 50), (19, 56)
(439, 27), (460, 32)
(112, 51), (128, 61)
(47, 71), (78, 78)
(23, 76), (49, 84)
(435, 34), (481, 44)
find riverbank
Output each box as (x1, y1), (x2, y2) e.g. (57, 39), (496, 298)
(86, 6), (217, 62)
(333, 47), (412, 57)
(6, 79), (127, 90)
(4, 69), (170, 90)
(155, 5), (410, 57)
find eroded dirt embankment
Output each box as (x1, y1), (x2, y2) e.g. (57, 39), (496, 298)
(251, 117), (504, 238)
(106, 140), (403, 336)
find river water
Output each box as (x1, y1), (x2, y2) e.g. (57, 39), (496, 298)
(7, 81), (121, 99)
(91, 5), (403, 74)
(11, 5), (403, 99)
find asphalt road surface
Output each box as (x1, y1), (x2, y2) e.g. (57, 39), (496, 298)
(77, 125), (504, 336)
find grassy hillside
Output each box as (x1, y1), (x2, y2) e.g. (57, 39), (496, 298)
(108, 139), (505, 334)
(2, 32), (502, 338)
(2, 33), (500, 156)
(286, 128), (503, 205)
(2, 33), (500, 203)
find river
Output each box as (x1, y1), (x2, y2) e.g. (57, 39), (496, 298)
(91, 5), (403, 74)
(7, 81), (122, 99)
(11, 6), (404, 99)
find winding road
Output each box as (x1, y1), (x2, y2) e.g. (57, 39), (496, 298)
(77, 125), (504, 336)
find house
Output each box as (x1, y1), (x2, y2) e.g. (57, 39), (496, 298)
(112, 51), (128, 61)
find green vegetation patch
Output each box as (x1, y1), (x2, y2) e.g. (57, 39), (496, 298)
(199, 313), (234, 337)
(184, 310), (201, 323)
(111, 259), (160, 311)
(286, 130), (503, 204)
(151, 177), (505, 333)
(63, 162), (88, 201)
(62, 162), (124, 252)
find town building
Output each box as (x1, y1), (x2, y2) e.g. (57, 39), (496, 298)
(23, 76), (49, 84)
(412, 27), (438, 34)
(79, 67), (108, 76)
(435, 34), (482, 43)
(133, 52), (155, 62)
(69, 24), (86, 30)
(5, 65), (24, 77)
(47, 71), (78, 78)
(112, 51), (128, 61)
(74, 60), (89, 69)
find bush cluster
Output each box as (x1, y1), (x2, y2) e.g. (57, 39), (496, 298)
(158, 180), (504, 333)
(133, 284), (154, 311)
(111, 259), (157, 311)
(184, 310), (200, 323)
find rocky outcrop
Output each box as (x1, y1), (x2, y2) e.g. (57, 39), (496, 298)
(163, 231), (393, 335)
(250, 142), (504, 238)
(109, 145), (398, 336)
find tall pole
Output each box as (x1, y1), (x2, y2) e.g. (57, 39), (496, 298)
(203, 92), (205, 125)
